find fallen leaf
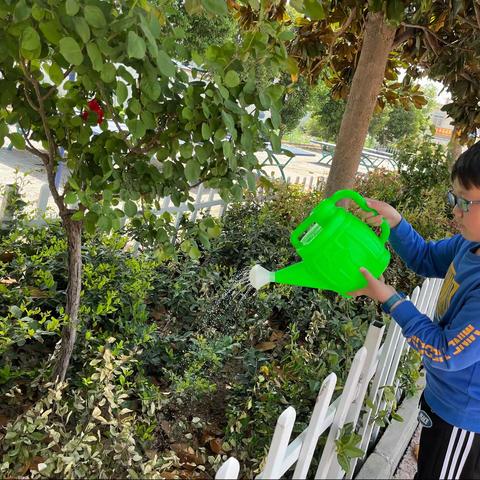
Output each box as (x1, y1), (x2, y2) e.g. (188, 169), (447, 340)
(171, 443), (205, 465)
(0, 414), (10, 427)
(161, 471), (180, 479)
(200, 431), (215, 445)
(0, 277), (17, 285)
(209, 438), (223, 454)
(269, 330), (285, 342)
(255, 341), (276, 352)
(151, 305), (166, 320)
(0, 252), (15, 263)
(413, 443), (419, 460)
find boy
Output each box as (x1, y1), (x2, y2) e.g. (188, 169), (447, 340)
(348, 142), (480, 479)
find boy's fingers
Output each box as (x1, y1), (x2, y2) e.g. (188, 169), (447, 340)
(359, 267), (374, 280)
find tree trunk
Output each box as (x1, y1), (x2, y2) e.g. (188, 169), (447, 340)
(448, 126), (463, 166)
(325, 12), (397, 197)
(52, 218), (83, 383)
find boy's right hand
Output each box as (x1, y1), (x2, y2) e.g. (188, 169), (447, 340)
(357, 198), (402, 228)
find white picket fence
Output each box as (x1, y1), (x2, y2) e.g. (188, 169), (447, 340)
(0, 173), (324, 228)
(216, 277), (444, 480)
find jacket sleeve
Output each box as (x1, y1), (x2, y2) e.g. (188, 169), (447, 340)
(391, 295), (480, 371)
(389, 218), (464, 278)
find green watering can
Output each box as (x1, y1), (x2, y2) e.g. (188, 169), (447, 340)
(249, 189), (391, 297)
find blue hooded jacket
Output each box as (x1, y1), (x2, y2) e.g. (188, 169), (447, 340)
(390, 218), (480, 432)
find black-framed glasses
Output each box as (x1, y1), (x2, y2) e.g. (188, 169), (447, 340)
(447, 190), (480, 213)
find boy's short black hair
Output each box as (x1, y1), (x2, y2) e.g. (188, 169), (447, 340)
(451, 142), (480, 189)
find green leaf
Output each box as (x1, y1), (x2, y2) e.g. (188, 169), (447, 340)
(100, 63), (116, 83)
(124, 200), (137, 217)
(86, 42), (103, 71)
(8, 133), (25, 150)
(32, 4), (45, 20)
(129, 98), (141, 115)
(66, 0), (80, 16)
(344, 446), (364, 458)
(201, 0), (228, 16)
(59, 37), (84, 66)
(185, 0), (203, 15)
(116, 81), (128, 105)
(185, 159), (201, 182)
(304, 0), (325, 20)
(201, 123), (211, 140)
(21, 27), (41, 52)
(224, 70), (240, 88)
(162, 161), (173, 178)
(386, 0), (405, 23)
(48, 63), (64, 85)
(156, 50), (176, 77)
(75, 18), (91, 43)
(13, 0), (30, 22)
(84, 5), (107, 28)
(271, 133), (281, 153)
(64, 192), (77, 204)
(71, 210), (84, 221)
(246, 171), (256, 191)
(97, 214), (112, 232)
(278, 30), (295, 42)
(40, 20), (63, 44)
(127, 31), (146, 59)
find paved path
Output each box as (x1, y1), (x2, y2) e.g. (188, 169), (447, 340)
(0, 145), (375, 217)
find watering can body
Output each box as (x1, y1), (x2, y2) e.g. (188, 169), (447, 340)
(272, 189), (391, 296)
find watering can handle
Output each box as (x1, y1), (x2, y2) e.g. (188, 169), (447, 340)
(291, 214), (317, 250)
(330, 189), (390, 244)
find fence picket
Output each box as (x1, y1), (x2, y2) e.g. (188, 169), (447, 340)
(314, 347), (368, 479)
(257, 407), (297, 479)
(293, 373), (337, 479)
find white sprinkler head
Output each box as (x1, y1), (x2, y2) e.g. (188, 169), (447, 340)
(249, 264), (273, 290)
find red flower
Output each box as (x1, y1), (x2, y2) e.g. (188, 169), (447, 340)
(82, 99), (104, 125)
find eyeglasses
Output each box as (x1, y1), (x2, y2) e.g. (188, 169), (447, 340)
(447, 190), (480, 213)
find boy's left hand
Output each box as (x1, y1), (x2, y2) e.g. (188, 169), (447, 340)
(347, 267), (396, 303)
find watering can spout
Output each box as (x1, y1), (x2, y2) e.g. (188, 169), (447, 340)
(249, 264), (274, 290)
(250, 262), (329, 291)
(274, 261), (328, 290)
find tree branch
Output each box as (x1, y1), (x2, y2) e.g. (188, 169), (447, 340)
(20, 60), (66, 216)
(42, 67), (74, 102)
(23, 84), (40, 112)
(392, 27), (415, 49)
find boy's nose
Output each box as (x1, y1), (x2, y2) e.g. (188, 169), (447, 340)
(453, 205), (463, 218)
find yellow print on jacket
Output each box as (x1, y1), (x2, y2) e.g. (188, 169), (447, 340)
(435, 263), (459, 321)
(407, 324), (480, 363)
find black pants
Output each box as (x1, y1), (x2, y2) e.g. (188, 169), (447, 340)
(415, 394), (480, 479)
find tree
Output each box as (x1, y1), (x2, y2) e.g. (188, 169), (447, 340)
(168, 0), (237, 56)
(236, 0), (480, 195)
(0, 0), (289, 382)
(307, 80), (345, 141)
(279, 74), (311, 133)
(369, 83), (438, 146)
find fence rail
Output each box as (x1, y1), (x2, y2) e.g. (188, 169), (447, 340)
(0, 174), (324, 228)
(215, 277), (443, 480)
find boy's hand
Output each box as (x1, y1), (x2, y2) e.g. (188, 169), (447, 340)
(347, 267), (396, 303)
(355, 198), (402, 228)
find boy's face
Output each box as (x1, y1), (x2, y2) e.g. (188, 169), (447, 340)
(452, 178), (480, 242)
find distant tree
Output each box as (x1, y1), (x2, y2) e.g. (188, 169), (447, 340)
(279, 74), (311, 133)
(369, 84), (438, 146)
(169, 0), (237, 56)
(306, 81), (345, 142)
